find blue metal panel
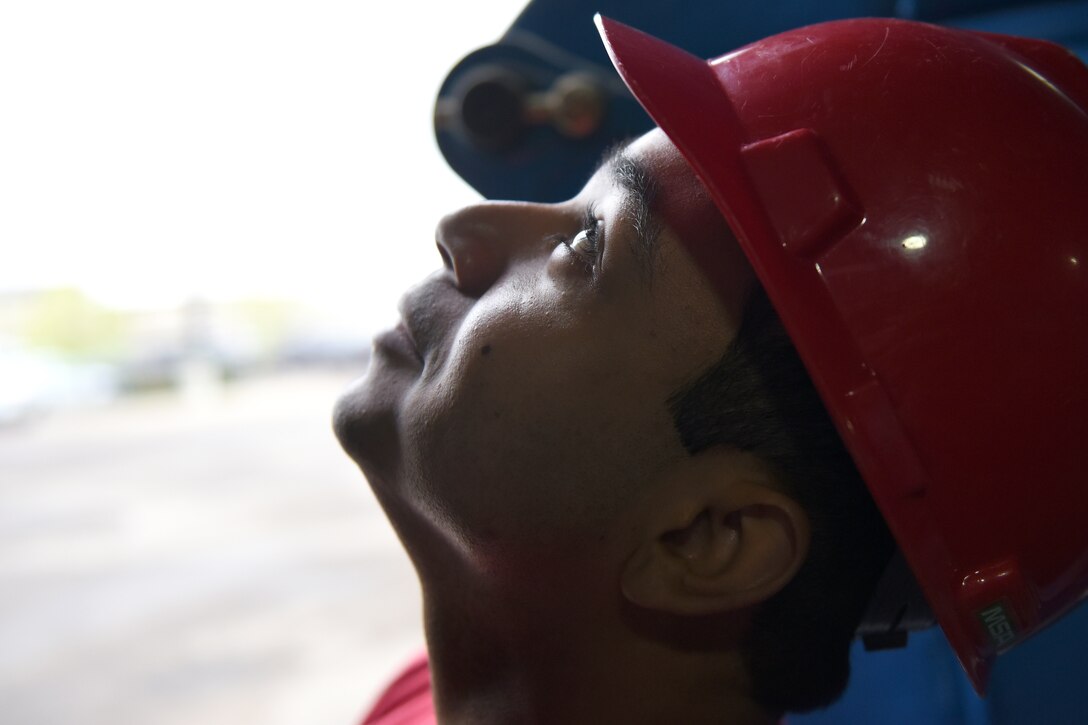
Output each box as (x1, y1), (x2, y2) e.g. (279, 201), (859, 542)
(987, 603), (1088, 725)
(792, 601), (1088, 723)
(435, 0), (1088, 202)
(790, 629), (986, 725)
(943, 1), (1088, 59)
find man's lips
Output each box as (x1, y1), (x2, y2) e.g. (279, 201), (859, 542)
(374, 322), (423, 366)
(395, 275), (464, 369)
(396, 321), (423, 362)
(396, 302), (425, 368)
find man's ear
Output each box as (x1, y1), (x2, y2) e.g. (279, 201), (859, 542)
(621, 447), (810, 616)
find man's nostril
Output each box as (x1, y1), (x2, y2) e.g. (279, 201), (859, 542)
(437, 242), (453, 271)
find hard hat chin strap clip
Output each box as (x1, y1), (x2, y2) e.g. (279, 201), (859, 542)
(857, 549), (937, 651)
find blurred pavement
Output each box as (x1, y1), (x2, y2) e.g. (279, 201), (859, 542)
(0, 370), (424, 725)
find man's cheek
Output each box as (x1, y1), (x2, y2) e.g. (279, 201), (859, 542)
(447, 316), (589, 391)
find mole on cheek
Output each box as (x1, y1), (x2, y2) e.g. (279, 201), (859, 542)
(481, 344), (492, 356)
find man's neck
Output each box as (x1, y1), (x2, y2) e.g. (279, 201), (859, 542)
(420, 585), (778, 725)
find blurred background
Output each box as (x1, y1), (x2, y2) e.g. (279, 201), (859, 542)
(0, 2), (521, 723)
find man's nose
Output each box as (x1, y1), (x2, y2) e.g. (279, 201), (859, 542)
(435, 201), (554, 297)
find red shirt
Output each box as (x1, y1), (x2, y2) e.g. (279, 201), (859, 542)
(360, 652), (435, 725)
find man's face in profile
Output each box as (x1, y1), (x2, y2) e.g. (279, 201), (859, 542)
(334, 129), (755, 590)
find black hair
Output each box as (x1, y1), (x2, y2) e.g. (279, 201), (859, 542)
(669, 286), (895, 713)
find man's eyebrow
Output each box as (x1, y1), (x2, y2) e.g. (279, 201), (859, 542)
(599, 143), (662, 280)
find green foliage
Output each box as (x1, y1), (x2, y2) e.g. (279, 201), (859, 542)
(22, 288), (130, 360)
(230, 298), (299, 355)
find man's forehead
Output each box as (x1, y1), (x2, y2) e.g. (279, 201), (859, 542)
(623, 131), (734, 259)
(613, 129), (753, 311)
(622, 129), (687, 177)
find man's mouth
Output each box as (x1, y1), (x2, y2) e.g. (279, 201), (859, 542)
(396, 320), (424, 363)
(373, 320), (423, 367)
(394, 275), (466, 371)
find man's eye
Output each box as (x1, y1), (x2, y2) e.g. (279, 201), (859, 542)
(568, 224), (600, 256)
(553, 205), (604, 273)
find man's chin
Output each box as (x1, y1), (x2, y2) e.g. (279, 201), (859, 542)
(331, 367), (405, 478)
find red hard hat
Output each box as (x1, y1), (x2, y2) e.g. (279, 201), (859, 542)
(595, 15), (1088, 691)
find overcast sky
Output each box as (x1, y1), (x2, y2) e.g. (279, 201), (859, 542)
(0, 1), (524, 335)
